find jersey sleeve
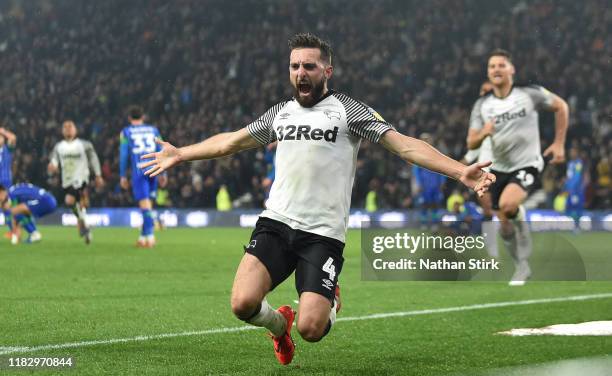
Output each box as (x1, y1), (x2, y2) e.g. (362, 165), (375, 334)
(334, 92), (394, 143)
(84, 140), (102, 177)
(49, 143), (60, 167)
(246, 101), (288, 145)
(523, 85), (555, 111)
(469, 97), (485, 131)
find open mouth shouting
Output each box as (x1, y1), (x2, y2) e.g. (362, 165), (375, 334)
(294, 78), (324, 107)
(297, 81), (312, 97)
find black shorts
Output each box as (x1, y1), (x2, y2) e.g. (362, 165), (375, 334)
(63, 183), (88, 201)
(490, 167), (540, 210)
(245, 217), (345, 303)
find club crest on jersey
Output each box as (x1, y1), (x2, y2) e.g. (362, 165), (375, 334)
(324, 109), (341, 120)
(367, 107), (385, 122)
(276, 125), (339, 142)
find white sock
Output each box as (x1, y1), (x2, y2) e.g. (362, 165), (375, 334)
(482, 220), (499, 258)
(329, 300), (337, 326)
(511, 214), (532, 263)
(246, 299), (286, 337)
(74, 203), (89, 229)
(80, 206), (89, 229)
(74, 203), (82, 219)
(502, 230), (518, 263)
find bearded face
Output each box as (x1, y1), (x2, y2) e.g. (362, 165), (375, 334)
(289, 48), (332, 107)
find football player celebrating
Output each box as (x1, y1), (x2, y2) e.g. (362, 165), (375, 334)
(48, 120), (104, 244)
(142, 33), (495, 365)
(467, 49), (569, 285)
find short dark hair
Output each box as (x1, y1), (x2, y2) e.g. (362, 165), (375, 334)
(288, 33), (333, 65)
(128, 105), (144, 120)
(489, 48), (512, 63)
(0, 184), (5, 192)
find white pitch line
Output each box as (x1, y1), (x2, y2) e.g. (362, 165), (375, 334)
(336, 292), (612, 322)
(0, 327), (260, 356)
(2, 292), (611, 356)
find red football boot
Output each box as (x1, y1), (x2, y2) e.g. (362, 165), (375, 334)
(271, 305), (295, 365)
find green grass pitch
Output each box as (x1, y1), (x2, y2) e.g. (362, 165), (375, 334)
(1, 226), (611, 375)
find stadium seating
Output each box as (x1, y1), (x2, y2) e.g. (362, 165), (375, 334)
(0, 0), (608, 209)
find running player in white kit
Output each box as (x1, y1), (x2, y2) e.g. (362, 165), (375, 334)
(48, 120), (104, 244)
(141, 33), (496, 365)
(467, 49), (569, 286)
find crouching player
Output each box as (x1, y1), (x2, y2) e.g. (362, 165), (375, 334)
(0, 183), (57, 244)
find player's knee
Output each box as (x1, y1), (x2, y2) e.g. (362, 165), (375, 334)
(230, 295), (260, 321)
(297, 317), (326, 342)
(139, 199), (152, 210)
(499, 202), (518, 219)
(65, 196), (75, 206)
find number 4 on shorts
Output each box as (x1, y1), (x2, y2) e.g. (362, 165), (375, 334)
(516, 170), (534, 187)
(322, 257), (336, 280)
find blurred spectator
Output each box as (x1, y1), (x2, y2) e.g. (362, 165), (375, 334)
(0, 0), (608, 209)
(595, 156), (611, 207)
(365, 178), (381, 212)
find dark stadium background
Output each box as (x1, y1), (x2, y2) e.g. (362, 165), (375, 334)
(0, 0), (609, 210)
(1, 2), (611, 375)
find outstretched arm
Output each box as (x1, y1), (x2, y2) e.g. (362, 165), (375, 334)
(542, 94), (569, 164)
(380, 130), (495, 197)
(140, 127), (259, 177)
(0, 127), (16, 147)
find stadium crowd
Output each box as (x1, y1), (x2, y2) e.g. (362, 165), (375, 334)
(0, 0), (609, 209)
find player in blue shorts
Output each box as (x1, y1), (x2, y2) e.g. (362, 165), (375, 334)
(564, 146), (584, 231)
(412, 134), (446, 229)
(0, 183), (57, 244)
(0, 127), (17, 237)
(120, 106), (167, 247)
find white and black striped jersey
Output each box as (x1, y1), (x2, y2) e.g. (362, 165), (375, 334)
(50, 138), (102, 189)
(247, 90), (394, 242)
(469, 85), (555, 173)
